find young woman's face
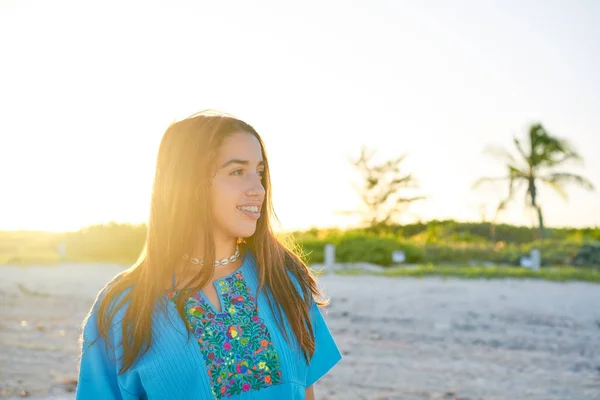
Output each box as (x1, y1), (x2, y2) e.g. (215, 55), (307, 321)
(210, 132), (266, 241)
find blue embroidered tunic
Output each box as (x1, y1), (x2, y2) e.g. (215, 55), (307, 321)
(76, 252), (342, 399)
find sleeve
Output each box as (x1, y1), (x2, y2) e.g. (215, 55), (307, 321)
(305, 297), (342, 387)
(75, 300), (140, 399)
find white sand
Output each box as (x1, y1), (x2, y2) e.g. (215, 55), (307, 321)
(1, 264), (599, 400)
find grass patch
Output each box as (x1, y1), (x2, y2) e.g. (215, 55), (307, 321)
(335, 264), (600, 283)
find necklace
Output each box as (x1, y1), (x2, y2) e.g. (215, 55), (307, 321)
(182, 244), (241, 267)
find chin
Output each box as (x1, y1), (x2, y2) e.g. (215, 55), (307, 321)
(232, 223), (258, 239)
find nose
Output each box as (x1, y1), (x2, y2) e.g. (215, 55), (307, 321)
(246, 173), (265, 198)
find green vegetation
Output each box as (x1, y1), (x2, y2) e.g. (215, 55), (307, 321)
(0, 230), (63, 265)
(336, 265), (600, 283)
(2, 221), (598, 284)
(0, 222), (146, 266)
(294, 221), (600, 266)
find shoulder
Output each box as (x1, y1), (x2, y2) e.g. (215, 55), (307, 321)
(86, 272), (135, 331)
(242, 247), (318, 305)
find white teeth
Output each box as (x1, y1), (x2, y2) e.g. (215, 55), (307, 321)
(238, 205), (259, 213)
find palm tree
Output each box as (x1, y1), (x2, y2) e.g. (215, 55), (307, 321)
(473, 123), (594, 239)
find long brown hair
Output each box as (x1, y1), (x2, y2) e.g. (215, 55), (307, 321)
(82, 111), (326, 374)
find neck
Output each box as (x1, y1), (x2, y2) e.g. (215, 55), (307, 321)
(172, 236), (241, 288)
(191, 234), (238, 263)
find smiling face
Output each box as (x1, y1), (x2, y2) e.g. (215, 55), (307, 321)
(210, 132), (266, 242)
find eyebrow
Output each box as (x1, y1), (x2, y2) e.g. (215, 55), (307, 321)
(219, 159), (265, 169)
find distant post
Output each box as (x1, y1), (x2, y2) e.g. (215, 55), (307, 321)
(58, 241), (67, 261)
(324, 244), (335, 275)
(530, 248), (541, 271)
(392, 250), (406, 265)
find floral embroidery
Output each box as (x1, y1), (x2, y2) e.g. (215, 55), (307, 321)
(169, 272), (283, 399)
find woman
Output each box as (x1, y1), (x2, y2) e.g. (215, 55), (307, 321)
(75, 111), (342, 399)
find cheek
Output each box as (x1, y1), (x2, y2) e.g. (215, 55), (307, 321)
(211, 181), (238, 214)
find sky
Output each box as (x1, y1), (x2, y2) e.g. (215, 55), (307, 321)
(1, 0), (599, 232)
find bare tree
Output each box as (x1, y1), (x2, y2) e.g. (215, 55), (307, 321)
(343, 146), (425, 230)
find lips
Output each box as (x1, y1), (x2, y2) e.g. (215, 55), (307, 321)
(237, 207), (261, 220)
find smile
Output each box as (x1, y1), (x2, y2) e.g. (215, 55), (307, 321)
(237, 205), (260, 213)
(237, 205), (261, 221)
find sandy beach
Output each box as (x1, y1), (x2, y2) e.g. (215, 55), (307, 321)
(1, 264), (599, 400)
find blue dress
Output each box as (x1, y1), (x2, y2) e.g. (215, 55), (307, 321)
(76, 251), (342, 399)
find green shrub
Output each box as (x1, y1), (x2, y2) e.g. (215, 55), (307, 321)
(63, 222), (146, 265)
(295, 237), (326, 264)
(334, 232), (424, 266)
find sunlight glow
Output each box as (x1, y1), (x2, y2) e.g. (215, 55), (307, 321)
(1, 0), (599, 232)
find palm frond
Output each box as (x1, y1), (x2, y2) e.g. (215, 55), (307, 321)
(493, 175), (523, 215)
(496, 198), (509, 212)
(542, 179), (569, 201)
(513, 136), (530, 166)
(540, 172), (595, 191)
(543, 140), (583, 168)
(546, 151), (583, 167)
(395, 195), (427, 204)
(528, 123), (583, 168)
(507, 165), (528, 179)
(483, 145), (517, 164)
(472, 176), (508, 189)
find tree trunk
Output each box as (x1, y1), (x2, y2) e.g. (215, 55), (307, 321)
(535, 205), (545, 239)
(529, 179), (545, 239)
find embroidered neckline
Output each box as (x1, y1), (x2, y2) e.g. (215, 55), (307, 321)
(169, 256), (247, 295)
(168, 268), (283, 399)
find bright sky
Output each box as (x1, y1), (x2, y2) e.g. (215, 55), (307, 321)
(1, 0), (599, 232)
